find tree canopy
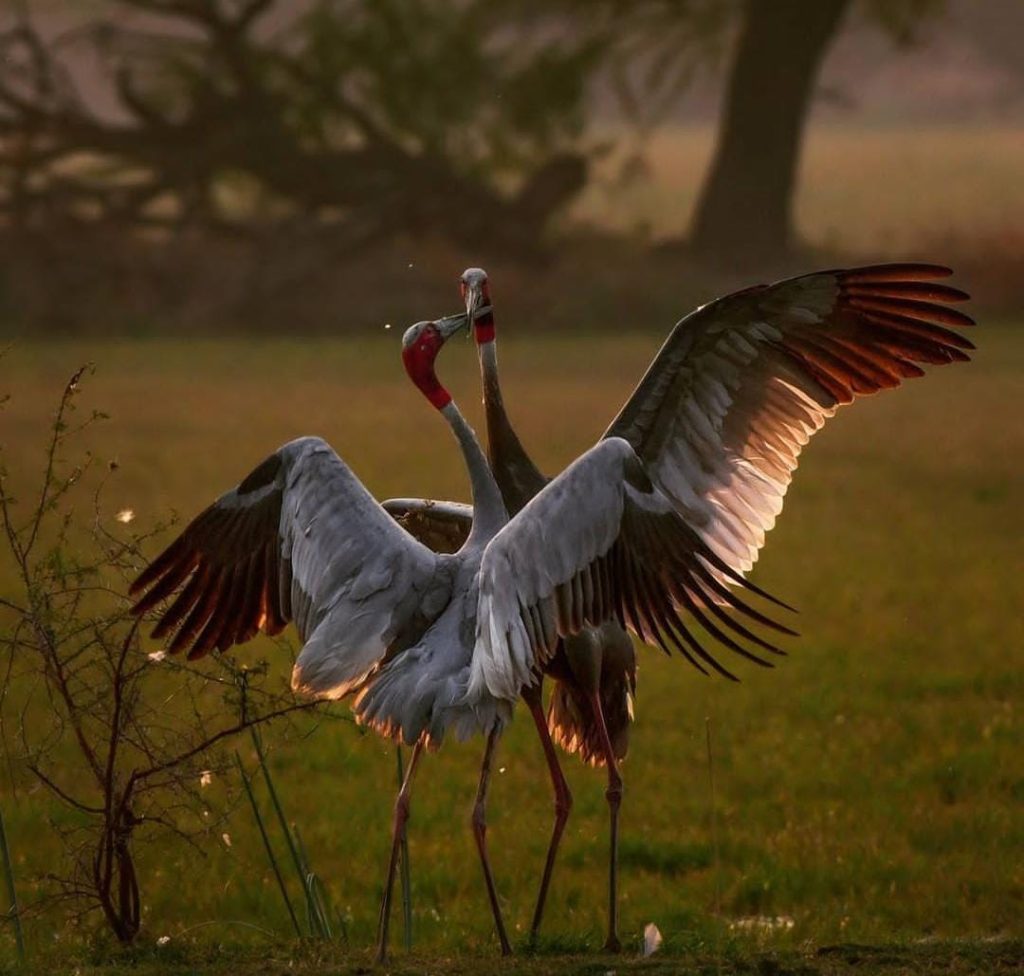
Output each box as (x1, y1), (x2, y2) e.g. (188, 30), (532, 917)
(0, 0), (598, 254)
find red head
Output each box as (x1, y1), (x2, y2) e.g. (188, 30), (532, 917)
(401, 314), (468, 410)
(460, 267), (494, 344)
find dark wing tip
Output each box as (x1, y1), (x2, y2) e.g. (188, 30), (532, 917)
(736, 571), (799, 615)
(842, 263), (954, 284)
(129, 547), (179, 596)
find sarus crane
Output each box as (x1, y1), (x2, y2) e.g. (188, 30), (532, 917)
(389, 262), (973, 952)
(389, 269), (639, 951)
(131, 312), (520, 961)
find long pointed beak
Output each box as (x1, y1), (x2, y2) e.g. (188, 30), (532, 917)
(436, 312), (470, 340)
(464, 284), (490, 325)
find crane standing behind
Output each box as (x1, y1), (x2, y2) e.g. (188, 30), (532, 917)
(447, 262), (972, 952)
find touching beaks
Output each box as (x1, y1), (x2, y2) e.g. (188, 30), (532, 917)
(435, 312), (471, 340)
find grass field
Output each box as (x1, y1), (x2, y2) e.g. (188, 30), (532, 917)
(2, 319), (1022, 972)
(3, 123), (1022, 340)
(576, 123), (1024, 253)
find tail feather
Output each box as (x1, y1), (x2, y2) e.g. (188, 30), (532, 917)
(547, 668), (635, 767)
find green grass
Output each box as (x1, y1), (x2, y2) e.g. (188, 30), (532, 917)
(0, 936), (1021, 976)
(1, 324), (1022, 970)
(3, 936), (1023, 976)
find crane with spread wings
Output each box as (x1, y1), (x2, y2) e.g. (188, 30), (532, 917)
(131, 312), (519, 961)
(387, 262), (973, 952)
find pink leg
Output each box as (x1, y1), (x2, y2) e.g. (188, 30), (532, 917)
(523, 681), (573, 943)
(376, 739), (424, 964)
(472, 724), (512, 955)
(590, 691), (623, 954)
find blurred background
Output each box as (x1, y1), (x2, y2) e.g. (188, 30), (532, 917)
(0, 1), (1022, 965)
(0, 0), (1021, 335)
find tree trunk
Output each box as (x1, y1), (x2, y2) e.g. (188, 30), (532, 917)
(94, 806), (141, 944)
(689, 0), (851, 263)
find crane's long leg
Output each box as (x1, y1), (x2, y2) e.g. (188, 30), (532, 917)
(591, 691), (623, 954)
(472, 722), (512, 956)
(376, 739), (425, 964)
(523, 680), (573, 944)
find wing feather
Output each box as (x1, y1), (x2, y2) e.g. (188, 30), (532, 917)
(132, 437), (441, 697)
(470, 439), (791, 700)
(470, 264), (971, 702)
(604, 263), (972, 578)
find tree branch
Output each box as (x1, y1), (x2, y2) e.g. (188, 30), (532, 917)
(25, 763), (104, 815)
(130, 698), (324, 788)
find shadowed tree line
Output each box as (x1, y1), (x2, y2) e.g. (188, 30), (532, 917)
(0, 0), (596, 252)
(0, 0), (944, 331)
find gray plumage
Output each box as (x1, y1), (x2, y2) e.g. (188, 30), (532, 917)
(130, 320), (514, 752)
(466, 264), (973, 701)
(131, 313), (524, 960)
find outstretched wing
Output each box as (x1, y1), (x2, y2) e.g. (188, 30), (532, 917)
(382, 498), (473, 554)
(471, 264), (973, 701)
(471, 438), (794, 700)
(604, 263), (973, 578)
(131, 436), (442, 698)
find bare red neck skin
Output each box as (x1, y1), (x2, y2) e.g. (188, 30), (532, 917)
(402, 325), (451, 409)
(463, 281), (495, 344)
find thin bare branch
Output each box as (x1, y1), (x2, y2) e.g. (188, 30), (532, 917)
(131, 698), (323, 787)
(25, 763), (104, 815)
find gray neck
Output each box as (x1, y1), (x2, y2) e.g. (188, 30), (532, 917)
(478, 340), (546, 515)
(440, 400), (507, 546)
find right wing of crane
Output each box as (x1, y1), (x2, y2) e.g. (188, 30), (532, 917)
(130, 436), (442, 698)
(471, 438), (795, 702)
(470, 265), (972, 703)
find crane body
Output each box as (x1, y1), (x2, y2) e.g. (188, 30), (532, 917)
(132, 313), (518, 960)
(468, 273), (637, 950)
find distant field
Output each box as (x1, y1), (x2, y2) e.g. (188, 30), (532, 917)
(1, 326), (1022, 970)
(1, 123), (1021, 340)
(576, 123), (1024, 252)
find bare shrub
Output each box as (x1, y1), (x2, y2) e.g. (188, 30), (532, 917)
(0, 362), (327, 943)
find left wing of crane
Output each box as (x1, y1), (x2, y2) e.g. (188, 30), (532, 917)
(470, 437), (794, 701)
(470, 265), (974, 702)
(130, 437), (442, 698)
